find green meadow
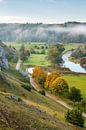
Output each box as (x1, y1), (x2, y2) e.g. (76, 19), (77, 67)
(24, 54), (51, 66)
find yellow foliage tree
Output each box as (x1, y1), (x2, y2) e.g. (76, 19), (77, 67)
(50, 77), (69, 94)
(45, 71), (60, 89)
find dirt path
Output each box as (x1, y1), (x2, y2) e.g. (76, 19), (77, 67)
(16, 59), (22, 70)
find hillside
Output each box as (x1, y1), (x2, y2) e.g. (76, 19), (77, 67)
(0, 40), (18, 62)
(0, 67), (86, 130)
(1, 22), (86, 43)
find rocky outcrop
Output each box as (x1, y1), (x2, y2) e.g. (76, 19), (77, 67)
(0, 46), (9, 69)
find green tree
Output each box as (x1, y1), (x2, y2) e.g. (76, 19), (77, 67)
(19, 44), (30, 61)
(48, 44), (65, 65)
(65, 108), (84, 127)
(69, 87), (82, 102)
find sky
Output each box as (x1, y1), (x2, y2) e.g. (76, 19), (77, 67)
(0, 0), (86, 23)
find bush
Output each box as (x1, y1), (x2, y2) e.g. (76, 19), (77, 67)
(22, 84), (31, 91)
(18, 98), (22, 102)
(65, 108), (84, 127)
(81, 100), (86, 112)
(38, 89), (46, 96)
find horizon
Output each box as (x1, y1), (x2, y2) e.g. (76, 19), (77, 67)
(0, 21), (85, 24)
(0, 0), (86, 23)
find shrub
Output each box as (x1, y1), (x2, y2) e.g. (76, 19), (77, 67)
(81, 99), (86, 112)
(38, 89), (46, 96)
(18, 98), (22, 102)
(22, 84), (31, 91)
(65, 108), (84, 127)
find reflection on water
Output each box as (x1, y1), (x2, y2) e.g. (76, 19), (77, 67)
(62, 51), (86, 73)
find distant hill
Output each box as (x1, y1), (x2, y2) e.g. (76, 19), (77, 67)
(0, 22), (86, 43)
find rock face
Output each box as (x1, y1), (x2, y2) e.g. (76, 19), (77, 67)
(0, 46), (9, 69)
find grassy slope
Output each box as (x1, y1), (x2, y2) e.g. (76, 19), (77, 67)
(0, 69), (85, 130)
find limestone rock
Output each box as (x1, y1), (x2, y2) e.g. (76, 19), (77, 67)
(0, 46), (9, 69)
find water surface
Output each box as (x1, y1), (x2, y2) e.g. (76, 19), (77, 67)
(62, 51), (86, 73)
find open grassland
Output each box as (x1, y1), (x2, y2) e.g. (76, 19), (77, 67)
(24, 54), (51, 66)
(62, 74), (86, 99)
(0, 69), (86, 130)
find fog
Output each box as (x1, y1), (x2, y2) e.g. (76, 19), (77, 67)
(36, 25), (86, 36)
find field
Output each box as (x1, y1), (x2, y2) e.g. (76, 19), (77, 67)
(24, 54), (51, 66)
(62, 74), (86, 99)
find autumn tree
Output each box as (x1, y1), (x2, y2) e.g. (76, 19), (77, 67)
(50, 77), (69, 95)
(45, 71), (60, 89)
(32, 66), (47, 87)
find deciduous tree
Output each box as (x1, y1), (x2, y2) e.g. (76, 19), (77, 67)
(32, 67), (47, 87)
(45, 71), (60, 89)
(50, 77), (69, 95)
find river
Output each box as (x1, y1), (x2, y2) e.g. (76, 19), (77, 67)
(62, 51), (86, 73)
